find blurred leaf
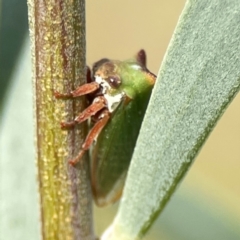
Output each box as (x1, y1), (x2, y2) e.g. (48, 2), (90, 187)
(0, 37), (40, 240)
(0, 0), (28, 108)
(105, 0), (240, 239)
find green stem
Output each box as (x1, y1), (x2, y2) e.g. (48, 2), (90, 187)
(27, 0), (94, 239)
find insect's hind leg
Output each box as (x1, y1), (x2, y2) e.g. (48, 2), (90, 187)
(69, 110), (110, 165)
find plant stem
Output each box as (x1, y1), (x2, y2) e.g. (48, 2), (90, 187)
(27, 0), (94, 239)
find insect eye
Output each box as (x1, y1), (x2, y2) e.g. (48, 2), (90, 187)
(107, 75), (121, 88)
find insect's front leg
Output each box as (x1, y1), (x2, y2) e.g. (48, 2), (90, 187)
(54, 82), (100, 99)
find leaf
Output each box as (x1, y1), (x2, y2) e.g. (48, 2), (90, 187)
(0, 37), (40, 240)
(105, 0), (240, 239)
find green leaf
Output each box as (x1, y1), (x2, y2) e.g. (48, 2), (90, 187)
(0, 37), (40, 240)
(105, 0), (240, 239)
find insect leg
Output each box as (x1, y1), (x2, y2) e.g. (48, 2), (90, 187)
(69, 110), (110, 165)
(61, 96), (106, 129)
(71, 82), (99, 97)
(74, 96), (106, 123)
(54, 91), (73, 98)
(54, 82), (100, 99)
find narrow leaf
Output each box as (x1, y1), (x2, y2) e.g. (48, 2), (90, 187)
(106, 0), (240, 239)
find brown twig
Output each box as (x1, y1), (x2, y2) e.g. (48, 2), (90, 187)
(27, 0), (95, 239)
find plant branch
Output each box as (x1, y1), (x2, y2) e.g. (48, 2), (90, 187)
(27, 0), (94, 239)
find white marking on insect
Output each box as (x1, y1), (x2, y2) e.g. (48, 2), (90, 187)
(130, 64), (141, 70)
(99, 113), (105, 119)
(95, 75), (124, 113)
(104, 92), (124, 112)
(95, 75), (111, 94)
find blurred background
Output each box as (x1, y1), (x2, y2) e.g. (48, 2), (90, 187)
(0, 0), (240, 239)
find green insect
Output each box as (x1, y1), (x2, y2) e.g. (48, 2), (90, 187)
(56, 50), (156, 206)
